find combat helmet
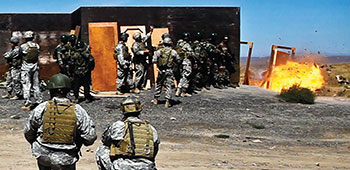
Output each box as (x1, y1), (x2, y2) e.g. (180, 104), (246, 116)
(120, 96), (142, 114)
(68, 34), (77, 45)
(46, 73), (71, 90)
(9, 37), (19, 44)
(163, 37), (173, 46)
(60, 34), (69, 44)
(120, 32), (129, 42)
(194, 32), (202, 40)
(24, 31), (34, 39)
(161, 33), (170, 40)
(133, 32), (141, 40)
(76, 40), (85, 49)
(209, 32), (218, 42)
(183, 32), (190, 41)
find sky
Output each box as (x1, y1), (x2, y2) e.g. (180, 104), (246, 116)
(0, 0), (349, 57)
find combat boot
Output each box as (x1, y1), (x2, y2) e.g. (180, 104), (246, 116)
(153, 98), (158, 105)
(165, 100), (171, 108)
(116, 90), (124, 95)
(132, 88), (140, 94)
(175, 88), (181, 97)
(181, 92), (192, 97)
(10, 95), (20, 100)
(2, 93), (12, 99)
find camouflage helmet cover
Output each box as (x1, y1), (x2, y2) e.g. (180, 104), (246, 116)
(161, 32), (170, 40)
(24, 31), (34, 39)
(133, 32), (141, 40)
(10, 37), (19, 44)
(47, 73), (71, 90)
(120, 32), (129, 41)
(120, 96), (142, 114)
(163, 37), (173, 46)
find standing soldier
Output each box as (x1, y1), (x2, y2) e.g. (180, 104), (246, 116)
(218, 35), (238, 88)
(70, 40), (95, 103)
(24, 73), (97, 170)
(132, 26), (154, 93)
(20, 31), (42, 110)
(114, 32), (135, 94)
(191, 32), (208, 91)
(2, 36), (22, 100)
(53, 34), (70, 76)
(96, 96), (160, 170)
(206, 32), (222, 89)
(152, 37), (181, 108)
(175, 32), (192, 84)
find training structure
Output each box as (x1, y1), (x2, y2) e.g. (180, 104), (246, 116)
(0, 7), (241, 90)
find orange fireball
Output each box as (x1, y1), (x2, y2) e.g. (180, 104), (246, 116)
(262, 61), (325, 92)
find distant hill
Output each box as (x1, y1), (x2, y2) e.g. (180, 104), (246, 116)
(241, 56), (350, 64)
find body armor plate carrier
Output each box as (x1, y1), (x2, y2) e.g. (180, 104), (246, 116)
(23, 42), (39, 63)
(42, 100), (77, 144)
(110, 120), (154, 159)
(158, 48), (173, 69)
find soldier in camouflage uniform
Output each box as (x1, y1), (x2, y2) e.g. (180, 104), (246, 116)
(24, 73), (97, 170)
(132, 26), (154, 93)
(20, 31), (43, 110)
(175, 32), (192, 84)
(218, 35), (238, 88)
(152, 37), (181, 108)
(206, 32), (222, 89)
(70, 40), (95, 103)
(53, 34), (70, 77)
(192, 33), (211, 90)
(96, 96), (160, 170)
(2, 36), (22, 99)
(114, 32), (135, 94)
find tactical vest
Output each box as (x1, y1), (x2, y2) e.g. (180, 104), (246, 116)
(23, 42), (39, 63)
(158, 48), (174, 68)
(42, 100), (77, 144)
(110, 120), (154, 159)
(122, 45), (131, 60)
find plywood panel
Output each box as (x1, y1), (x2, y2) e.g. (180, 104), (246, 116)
(89, 22), (118, 91)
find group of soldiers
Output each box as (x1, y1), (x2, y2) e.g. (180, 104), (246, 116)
(115, 27), (237, 107)
(2, 31), (43, 110)
(24, 73), (158, 170)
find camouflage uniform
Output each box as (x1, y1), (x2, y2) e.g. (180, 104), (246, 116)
(96, 116), (160, 170)
(218, 40), (237, 87)
(114, 41), (134, 91)
(152, 46), (180, 101)
(206, 41), (221, 88)
(4, 45), (22, 97)
(132, 32), (151, 90)
(177, 57), (192, 95)
(20, 41), (43, 106)
(24, 97), (97, 169)
(53, 42), (70, 77)
(192, 40), (210, 89)
(70, 43), (95, 101)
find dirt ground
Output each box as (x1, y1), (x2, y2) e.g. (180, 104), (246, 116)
(0, 86), (350, 169)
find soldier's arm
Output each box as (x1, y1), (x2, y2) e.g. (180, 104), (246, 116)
(76, 105), (97, 146)
(151, 125), (160, 158)
(115, 45), (128, 66)
(183, 59), (192, 77)
(172, 50), (181, 64)
(152, 50), (160, 64)
(142, 31), (152, 43)
(24, 103), (47, 144)
(132, 43), (144, 55)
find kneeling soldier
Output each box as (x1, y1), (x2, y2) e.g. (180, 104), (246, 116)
(96, 96), (160, 170)
(24, 73), (97, 170)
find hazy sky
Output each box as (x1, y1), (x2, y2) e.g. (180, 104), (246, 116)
(1, 0), (349, 57)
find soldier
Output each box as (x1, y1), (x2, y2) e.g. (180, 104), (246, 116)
(175, 32), (192, 84)
(132, 26), (154, 93)
(114, 32), (135, 95)
(20, 31), (43, 110)
(96, 96), (160, 170)
(152, 37), (181, 107)
(24, 73), (97, 170)
(206, 32), (222, 89)
(53, 34), (70, 76)
(218, 35), (238, 88)
(2, 36), (22, 100)
(192, 32), (210, 90)
(70, 40), (95, 103)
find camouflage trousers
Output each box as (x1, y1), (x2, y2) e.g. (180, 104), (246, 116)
(178, 74), (190, 90)
(134, 63), (148, 89)
(21, 62), (42, 106)
(96, 145), (113, 170)
(116, 66), (134, 90)
(155, 68), (174, 100)
(6, 67), (22, 96)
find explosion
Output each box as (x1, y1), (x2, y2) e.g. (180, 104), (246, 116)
(261, 61), (325, 92)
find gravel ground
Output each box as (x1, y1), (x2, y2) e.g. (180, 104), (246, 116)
(1, 85), (350, 147)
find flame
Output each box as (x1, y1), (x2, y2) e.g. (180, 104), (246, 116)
(261, 61), (325, 92)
